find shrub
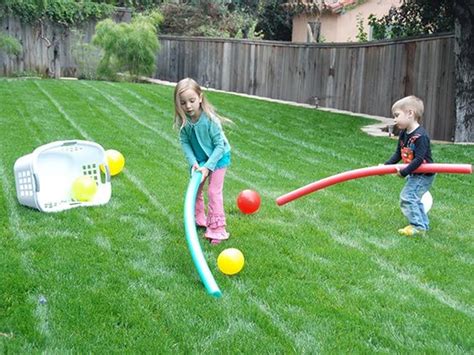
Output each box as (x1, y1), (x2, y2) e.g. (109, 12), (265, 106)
(92, 11), (162, 81)
(0, 32), (23, 57)
(71, 30), (102, 80)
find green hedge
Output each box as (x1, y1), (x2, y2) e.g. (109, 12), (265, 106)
(0, 0), (115, 26)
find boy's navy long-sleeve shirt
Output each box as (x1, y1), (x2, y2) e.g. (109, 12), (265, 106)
(385, 126), (434, 177)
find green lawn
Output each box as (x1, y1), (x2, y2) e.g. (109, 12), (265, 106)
(0, 78), (473, 353)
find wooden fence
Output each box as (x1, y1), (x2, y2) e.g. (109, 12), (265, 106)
(0, 17), (455, 140)
(156, 34), (456, 141)
(1, 17), (96, 77)
(0, 10), (130, 78)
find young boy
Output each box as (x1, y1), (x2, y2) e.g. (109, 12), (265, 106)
(384, 95), (435, 237)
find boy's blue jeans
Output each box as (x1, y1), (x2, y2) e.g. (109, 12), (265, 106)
(400, 174), (435, 231)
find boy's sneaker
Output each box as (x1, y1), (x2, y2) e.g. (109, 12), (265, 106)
(398, 225), (426, 237)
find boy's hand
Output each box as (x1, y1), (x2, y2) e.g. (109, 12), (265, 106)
(196, 167), (209, 182)
(191, 163), (199, 173)
(395, 167), (404, 178)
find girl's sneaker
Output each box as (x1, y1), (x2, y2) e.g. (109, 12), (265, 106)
(398, 225), (426, 237)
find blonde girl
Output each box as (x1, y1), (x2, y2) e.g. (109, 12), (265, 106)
(174, 78), (231, 243)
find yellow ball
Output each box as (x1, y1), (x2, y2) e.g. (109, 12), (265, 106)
(217, 248), (245, 275)
(72, 176), (97, 202)
(102, 149), (125, 176)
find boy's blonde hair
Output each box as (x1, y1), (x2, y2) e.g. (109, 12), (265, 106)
(392, 95), (424, 122)
(173, 78), (231, 129)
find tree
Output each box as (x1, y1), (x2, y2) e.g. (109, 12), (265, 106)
(158, 1), (262, 39)
(224, 0), (292, 41)
(255, 0), (292, 41)
(368, 0), (454, 40)
(158, 0), (291, 40)
(454, 0), (474, 142)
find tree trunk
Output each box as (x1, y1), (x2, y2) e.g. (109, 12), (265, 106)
(454, 0), (474, 142)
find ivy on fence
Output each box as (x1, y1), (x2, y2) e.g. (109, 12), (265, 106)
(0, 0), (114, 27)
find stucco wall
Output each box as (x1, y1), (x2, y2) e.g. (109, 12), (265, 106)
(292, 0), (401, 43)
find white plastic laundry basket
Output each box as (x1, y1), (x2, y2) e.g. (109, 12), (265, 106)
(14, 140), (112, 212)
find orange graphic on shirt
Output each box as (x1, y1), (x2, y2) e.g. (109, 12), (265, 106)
(401, 147), (414, 163)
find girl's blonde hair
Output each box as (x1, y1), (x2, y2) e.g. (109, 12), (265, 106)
(173, 78), (232, 129)
(392, 95), (424, 122)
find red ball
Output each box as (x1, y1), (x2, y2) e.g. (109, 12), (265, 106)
(237, 189), (261, 214)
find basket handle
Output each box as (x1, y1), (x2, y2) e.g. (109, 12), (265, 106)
(61, 141), (78, 146)
(104, 164), (111, 182)
(99, 163), (111, 183)
(33, 173), (40, 192)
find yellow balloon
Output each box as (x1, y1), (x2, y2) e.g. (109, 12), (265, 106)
(102, 149), (125, 176)
(72, 176), (97, 202)
(217, 248), (245, 275)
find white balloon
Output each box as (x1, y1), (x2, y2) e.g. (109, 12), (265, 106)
(421, 191), (433, 213)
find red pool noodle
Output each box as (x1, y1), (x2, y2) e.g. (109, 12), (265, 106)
(276, 163), (472, 206)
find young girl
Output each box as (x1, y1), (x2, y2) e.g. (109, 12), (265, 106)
(174, 78), (232, 243)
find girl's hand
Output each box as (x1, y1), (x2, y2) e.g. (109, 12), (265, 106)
(196, 167), (209, 182)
